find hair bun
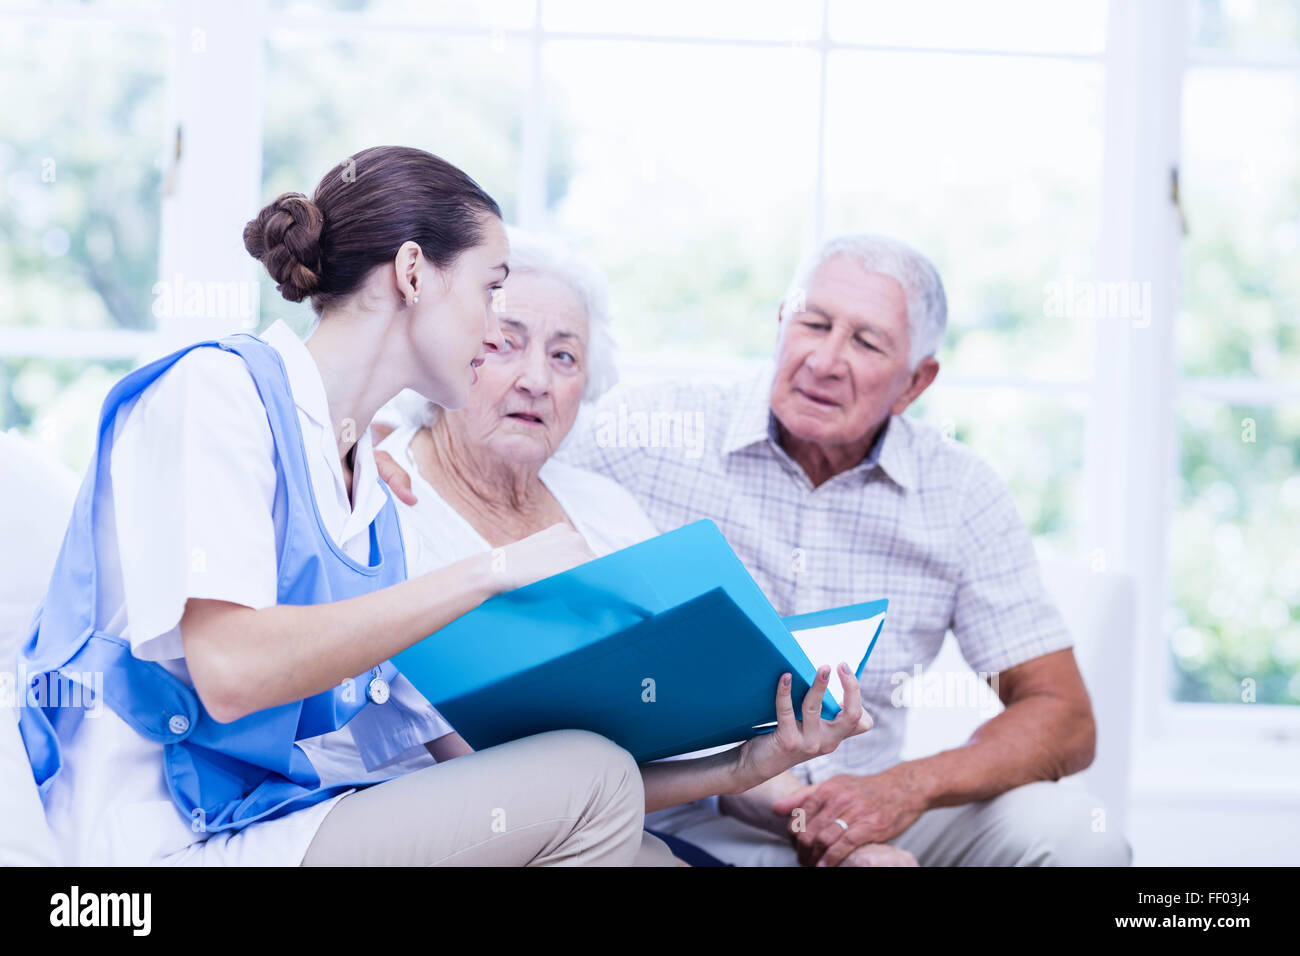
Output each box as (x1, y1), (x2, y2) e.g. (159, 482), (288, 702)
(243, 192), (325, 302)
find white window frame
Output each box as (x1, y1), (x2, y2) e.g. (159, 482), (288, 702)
(1104, 0), (1300, 757)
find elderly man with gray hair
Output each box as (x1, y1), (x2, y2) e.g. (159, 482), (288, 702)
(555, 233), (1130, 867)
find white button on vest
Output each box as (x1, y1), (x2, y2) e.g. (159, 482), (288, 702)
(168, 714), (190, 735)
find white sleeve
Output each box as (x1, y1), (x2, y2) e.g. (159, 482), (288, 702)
(109, 348), (279, 662)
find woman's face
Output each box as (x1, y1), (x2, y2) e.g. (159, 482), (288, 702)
(442, 270), (590, 469)
(406, 215), (510, 410)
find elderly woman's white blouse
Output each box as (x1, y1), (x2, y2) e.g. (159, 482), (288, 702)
(376, 422), (661, 573)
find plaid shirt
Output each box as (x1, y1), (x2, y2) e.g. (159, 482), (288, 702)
(558, 363), (1072, 782)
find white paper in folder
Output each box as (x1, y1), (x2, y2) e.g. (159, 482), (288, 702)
(789, 611), (888, 706)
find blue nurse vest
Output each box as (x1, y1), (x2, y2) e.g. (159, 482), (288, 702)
(15, 332), (409, 834)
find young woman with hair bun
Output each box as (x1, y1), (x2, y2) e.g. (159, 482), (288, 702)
(16, 145), (676, 866)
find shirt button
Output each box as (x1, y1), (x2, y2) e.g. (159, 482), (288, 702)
(168, 714), (190, 735)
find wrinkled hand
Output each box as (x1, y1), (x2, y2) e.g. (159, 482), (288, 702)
(772, 766), (928, 867)
(371, 423), (417, 506)
(837, 843), (918, 867)
(733, 664), (872, 790)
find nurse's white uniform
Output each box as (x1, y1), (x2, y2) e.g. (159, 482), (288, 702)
(40, 320), (453, 866)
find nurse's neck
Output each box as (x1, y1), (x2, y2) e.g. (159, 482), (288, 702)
(303, 310), (402, 507)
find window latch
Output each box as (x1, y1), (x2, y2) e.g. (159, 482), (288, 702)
(1170, 165), (1189, 237)
(163, 124), (183, 198)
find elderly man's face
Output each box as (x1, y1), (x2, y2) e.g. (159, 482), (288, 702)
(444, 271), (589, 467)
(770, 254), (937, 466)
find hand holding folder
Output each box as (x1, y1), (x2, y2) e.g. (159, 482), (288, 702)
(392, 519), (887, 762)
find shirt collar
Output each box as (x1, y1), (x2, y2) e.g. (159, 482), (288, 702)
(864, 415), (916, 490)
(721, 362), (779, 456)
(260, 319), (334, 433)
(722, 361), (915, 490)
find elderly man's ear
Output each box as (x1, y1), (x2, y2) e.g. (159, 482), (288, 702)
(891, 357), (940, 416)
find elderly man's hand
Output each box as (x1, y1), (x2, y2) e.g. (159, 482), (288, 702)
(837, 843), (918, 867)
(771, 765), (929, 867)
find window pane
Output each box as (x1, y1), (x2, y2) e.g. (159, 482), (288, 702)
(1, 0), (168, 12)
(543, 41), (819, 357)
(0, 20), (167, 332)
(828, 0), (1108, 54)
(267, 0), (535, 29)
(1, 356), (134, 473)
(824, 53), (1104, 380)
(258, 30), (528, 333)
(1179, 69), (1300, 380)
(543, 0), (822, 42)
(908, 387), (1087, 556)
(1170, 399), (1300, 705)
(1190, 0), (1300, 56)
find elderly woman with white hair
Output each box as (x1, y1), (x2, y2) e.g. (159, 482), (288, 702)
(377, 229), (629, 568)
(367, 229), (870, 859)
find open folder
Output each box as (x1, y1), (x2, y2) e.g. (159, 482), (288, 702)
(392, 519), (887, 762)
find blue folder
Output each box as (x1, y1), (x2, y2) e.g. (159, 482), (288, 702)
(392, 519), (887, 762)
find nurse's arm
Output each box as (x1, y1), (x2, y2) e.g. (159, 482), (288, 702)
(180, 524), (593, 724)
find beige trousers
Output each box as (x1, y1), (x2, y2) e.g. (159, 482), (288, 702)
(301, 729), (678, 866)
(653, 778), (1132, 867)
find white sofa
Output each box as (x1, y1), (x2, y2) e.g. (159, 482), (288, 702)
(0, 428), (77, 865)
(899, 558), (1138, 838)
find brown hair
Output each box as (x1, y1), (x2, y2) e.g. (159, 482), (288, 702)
(243, 146), (502, 314)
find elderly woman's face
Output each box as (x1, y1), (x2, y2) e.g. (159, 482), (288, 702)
(445, 270), (589, 466)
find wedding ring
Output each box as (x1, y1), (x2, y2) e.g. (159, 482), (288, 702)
(834, 818), (849, 831)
